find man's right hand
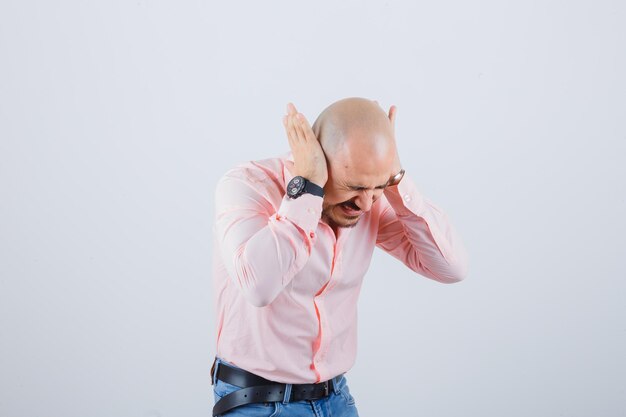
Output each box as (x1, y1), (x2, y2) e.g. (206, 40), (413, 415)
(282, 102), (328, 188)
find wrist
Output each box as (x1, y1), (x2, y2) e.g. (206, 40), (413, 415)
(308, 177), (326, 188)
(296, 172), (326, 188)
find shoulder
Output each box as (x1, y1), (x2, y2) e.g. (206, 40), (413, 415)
(215, 156), (290, 210)
(219, 156), (287, 188)
(221, 156), (285, 182)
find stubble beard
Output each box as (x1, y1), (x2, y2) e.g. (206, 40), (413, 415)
(321, 204), (361, 230)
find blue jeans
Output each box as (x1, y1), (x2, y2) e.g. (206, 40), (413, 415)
(212, 357), (360, 417)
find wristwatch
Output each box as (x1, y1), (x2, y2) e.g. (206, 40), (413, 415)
(286, 176), (324, 199)
(387, 169), (405, 186)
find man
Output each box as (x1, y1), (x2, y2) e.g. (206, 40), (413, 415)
(211, 97), (469, 416)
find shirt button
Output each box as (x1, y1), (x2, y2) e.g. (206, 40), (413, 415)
(403, 194), (411, 202)
(310, 231), (315, 238)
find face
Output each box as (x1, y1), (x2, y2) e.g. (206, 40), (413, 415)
(321, 159), (394, 230)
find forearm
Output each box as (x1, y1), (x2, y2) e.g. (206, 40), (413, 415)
(379, 173), (469, 283)
(216, 183), (323, 306)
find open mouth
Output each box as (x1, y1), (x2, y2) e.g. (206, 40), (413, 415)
(340, 201), (361, 217)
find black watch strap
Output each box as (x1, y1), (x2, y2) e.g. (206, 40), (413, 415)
(303, 180), (324, 198)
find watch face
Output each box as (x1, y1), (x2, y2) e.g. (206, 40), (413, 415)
(287, 176), (306, 198)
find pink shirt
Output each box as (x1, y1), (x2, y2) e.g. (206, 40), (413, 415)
(212, 153), (468, 384)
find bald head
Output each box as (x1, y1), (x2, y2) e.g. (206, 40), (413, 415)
(311, 97), (398, 230)
(311, 97), (395, 167)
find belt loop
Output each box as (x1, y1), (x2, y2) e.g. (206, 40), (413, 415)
(211, 357), (222, 386)
(332, 374), (342, 395)
(282, 383), (292, 404)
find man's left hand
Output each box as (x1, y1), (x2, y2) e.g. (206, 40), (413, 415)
(386, 104), (402, 175)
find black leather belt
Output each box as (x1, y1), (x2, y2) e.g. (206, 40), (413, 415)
(212, 359), (337, 416)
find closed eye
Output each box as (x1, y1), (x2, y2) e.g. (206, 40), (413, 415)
(348, 183), (388, 191)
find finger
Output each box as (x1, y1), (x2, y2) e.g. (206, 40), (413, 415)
(297, 113), (317, 141)
(287, 102), (297, 115)
(293, 113), (308, 141)
(284, 114), (297, 146)
(388, 105), (397, 124)
(287, 112), (300, 144)
(284, 122), (296, 149)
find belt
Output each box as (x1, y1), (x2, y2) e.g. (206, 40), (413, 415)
(212, 358), (337, 416)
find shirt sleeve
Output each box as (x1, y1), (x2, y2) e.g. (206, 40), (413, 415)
(376, 172), (469, 283)
(214, 167), (323, 307)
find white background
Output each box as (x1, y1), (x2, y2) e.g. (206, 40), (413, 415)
(1, 1), (625, 416)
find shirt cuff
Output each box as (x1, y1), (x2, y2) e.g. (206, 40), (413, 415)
(276, 193), (323, 236)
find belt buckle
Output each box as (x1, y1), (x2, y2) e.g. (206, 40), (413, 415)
(322, 380), (329, 396)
